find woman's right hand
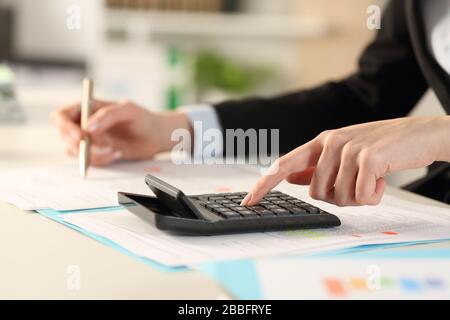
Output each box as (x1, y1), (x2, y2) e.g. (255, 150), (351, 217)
(51, 100), (192, 166)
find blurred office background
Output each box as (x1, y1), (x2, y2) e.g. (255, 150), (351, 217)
(0, 0), (446, 185)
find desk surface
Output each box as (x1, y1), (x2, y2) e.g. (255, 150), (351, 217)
(0, 94), (227, 299)
(1, 88), (450, 299)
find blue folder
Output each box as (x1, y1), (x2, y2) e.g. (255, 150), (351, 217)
(38, 207), (187, 273)
(37, 207), (450, 299)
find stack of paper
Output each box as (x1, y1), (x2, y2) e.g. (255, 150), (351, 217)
(0, 160), (260, 210)
(49, 191), (450, 268)
(2, 160), (450, 270)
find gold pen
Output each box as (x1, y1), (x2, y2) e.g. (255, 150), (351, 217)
(79, 78), (93, 179)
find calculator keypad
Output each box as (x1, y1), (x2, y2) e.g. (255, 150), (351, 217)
(193, 191), (324, 220)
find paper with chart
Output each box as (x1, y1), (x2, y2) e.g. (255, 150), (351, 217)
(59, 192), (450, 267)
(0, 160), (260, 210)
(254, 259), (450, 299)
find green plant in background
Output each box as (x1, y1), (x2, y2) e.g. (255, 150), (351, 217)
(194, 50), (275, 100)
(0, 64), (14, 86)
(0, 63), (25, 123)
(165, 48), (276, 110)
(166, 47), (186, 110)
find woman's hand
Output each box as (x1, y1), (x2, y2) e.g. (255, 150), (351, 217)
(242, 116), (450, 207)
(51, 100), (192, 166)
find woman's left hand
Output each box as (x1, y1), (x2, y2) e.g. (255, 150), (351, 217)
(242, 116), (450, 207)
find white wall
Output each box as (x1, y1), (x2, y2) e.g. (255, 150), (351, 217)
(3, 0), (302, 108)
(3, 0), (299, 61)
(5, 0), (101, 61)
(243, 0), (297, 15)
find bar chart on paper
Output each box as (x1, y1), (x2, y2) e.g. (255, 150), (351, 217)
(322, 273), (445, 298)
(255, 259), (450, 299)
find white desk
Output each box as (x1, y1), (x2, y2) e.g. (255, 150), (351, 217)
(0, 125), (229, 299)
(0, 83), (228, 299)
(1, 86), (449, 299)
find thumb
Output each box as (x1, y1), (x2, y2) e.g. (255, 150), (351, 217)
(87, 102), (137, 134)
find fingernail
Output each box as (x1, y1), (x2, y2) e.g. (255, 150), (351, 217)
(241, 193), (253, 206)
(112, 151), (123, 161)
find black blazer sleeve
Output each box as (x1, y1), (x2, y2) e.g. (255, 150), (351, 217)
(213, 0), (429, 154)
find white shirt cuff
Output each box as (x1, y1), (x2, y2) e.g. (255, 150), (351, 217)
(181, 104), (223, 158)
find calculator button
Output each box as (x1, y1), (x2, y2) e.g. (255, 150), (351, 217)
(304, 207), (320, 214)
(239, 210), (258, 218)
(209, 196), (226, 201)
(226, 195), (241, 199)
(224, 203), (239, 208)
(267, 191), (282, 195)
(220, 211), (241, 219)
(232, 199), (243, 203)
(272, 200), (289, 205)
(246, 206), (265, 211)
(289, 207), (308, 215)
(265, 197), (280, 201)
(233, 206), (248, 211)
(213, 207), (231, 213)
(281, 196), (297, 200)
(264, 205), (281, 210)
(257, 210), (275, 217)
(206, 204), (223, 209)
(216, 200), (233, 204)
(273, 209), (292, 216)
(289, 200), (304, 204)
(252, 207), (266, 212)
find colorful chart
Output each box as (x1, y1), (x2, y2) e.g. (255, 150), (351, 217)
(323, 275), (446, 297)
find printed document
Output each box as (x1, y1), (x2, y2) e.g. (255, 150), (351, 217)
(60, 193), (450, 267)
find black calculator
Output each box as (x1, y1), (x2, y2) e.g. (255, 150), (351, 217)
(118, 174), (341, 236)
